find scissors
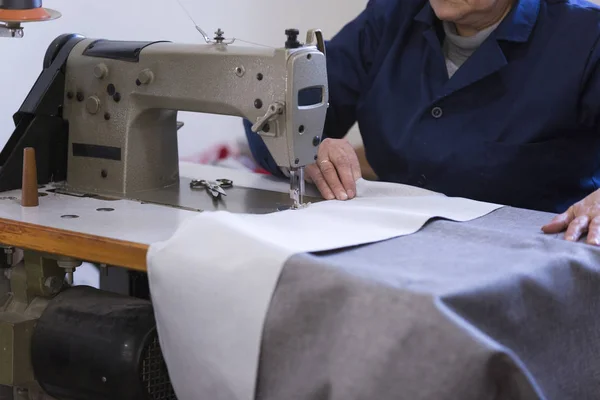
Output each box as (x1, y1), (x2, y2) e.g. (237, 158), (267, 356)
(190, 179), (233, 198)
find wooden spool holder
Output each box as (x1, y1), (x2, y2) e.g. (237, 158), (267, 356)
(21, 147), (39, 207)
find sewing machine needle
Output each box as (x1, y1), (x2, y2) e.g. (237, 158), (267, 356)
(298, 167), (305, 205)
(289, 167), (305, 209)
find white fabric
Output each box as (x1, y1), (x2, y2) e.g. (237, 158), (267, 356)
(147, 179), (502, 400)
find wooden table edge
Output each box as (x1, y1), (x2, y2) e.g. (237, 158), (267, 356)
(0, 217), (149, 271)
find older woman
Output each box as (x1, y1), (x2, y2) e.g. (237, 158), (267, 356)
(245, 0), (600, 244)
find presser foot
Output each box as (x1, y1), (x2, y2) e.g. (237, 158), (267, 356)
(291, 201), (311, 210)
(289, 167), (308, 210)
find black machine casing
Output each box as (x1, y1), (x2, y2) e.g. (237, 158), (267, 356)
(31, 286), (176, 400)
(0, 34), (82, 192)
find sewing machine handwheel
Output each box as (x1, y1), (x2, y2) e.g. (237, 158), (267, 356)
(43, 33), (81, 68)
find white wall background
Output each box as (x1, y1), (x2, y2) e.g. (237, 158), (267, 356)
(0, 0), (367, 157)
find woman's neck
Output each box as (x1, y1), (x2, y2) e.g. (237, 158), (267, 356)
(455, 0), (514, 37)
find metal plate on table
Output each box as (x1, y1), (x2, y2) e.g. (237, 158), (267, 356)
(130, 177), (322, 214)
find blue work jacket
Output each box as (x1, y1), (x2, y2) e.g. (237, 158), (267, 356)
(244, 0), (600, 213)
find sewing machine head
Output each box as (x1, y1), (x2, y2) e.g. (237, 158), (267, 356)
(60, 29), (328, 206)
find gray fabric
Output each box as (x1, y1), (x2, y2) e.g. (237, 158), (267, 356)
(443, 21), (499, 77)
(257, 207), (600, 400)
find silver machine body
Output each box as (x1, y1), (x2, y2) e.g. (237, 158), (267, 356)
(61, 32), (329, 201)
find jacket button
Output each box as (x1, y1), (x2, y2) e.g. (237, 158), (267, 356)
(431, 107), (443, 118)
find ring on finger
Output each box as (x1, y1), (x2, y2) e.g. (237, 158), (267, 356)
(320, 159), (331, 165)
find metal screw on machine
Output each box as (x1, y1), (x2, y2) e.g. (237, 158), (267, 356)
(235, 65), (245, 77)
(100, 263), (109, 277)
(0, 245), (15, 268)
(136, 68), (154, 85)
(0, 22), (23, 38)
(214, 29), (225, 43)
(1, 246), (14, 266)
(57, 258), (82, 286)
(93, 63), (108, 79)
(86, 96), (101, 115)
(44, 276), (63, 295)
(194, 25), (236, 45)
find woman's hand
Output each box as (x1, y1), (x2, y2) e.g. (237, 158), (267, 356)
(305, 138), (362, 200)
(542, 189), (600, 244)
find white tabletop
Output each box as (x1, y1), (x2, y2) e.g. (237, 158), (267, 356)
(0, 163), (297, 245)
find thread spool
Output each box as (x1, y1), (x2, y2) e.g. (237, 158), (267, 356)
(21, 147), (39, 207)
(0, 1), (61, 23)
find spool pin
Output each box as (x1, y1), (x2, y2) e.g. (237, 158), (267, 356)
(21, 147), (39, 207)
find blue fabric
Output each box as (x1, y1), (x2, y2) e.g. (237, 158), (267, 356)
(244, 0), (600, 213)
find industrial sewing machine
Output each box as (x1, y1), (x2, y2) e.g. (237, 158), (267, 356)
(0, 30), (328, 209)
(0, 1), (329, 397)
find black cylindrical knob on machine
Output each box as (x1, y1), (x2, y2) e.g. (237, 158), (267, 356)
(31, 286), (176, 400)
(0, 0), (42, 9)
(43, 34), (84, 68)
(285, 28), (301, 49)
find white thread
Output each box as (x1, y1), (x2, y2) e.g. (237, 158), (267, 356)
(234, 38), (275, 49)
(173, 0), (274, 48)
(174, 0), (200, 28)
